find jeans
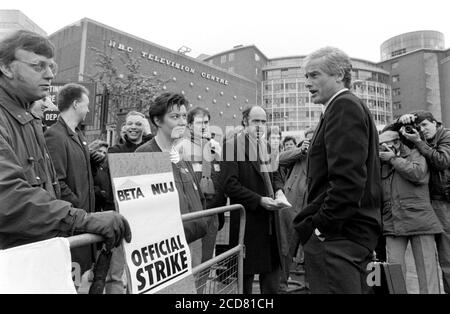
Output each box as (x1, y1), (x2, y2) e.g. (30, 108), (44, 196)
(386, 235), (440, 294)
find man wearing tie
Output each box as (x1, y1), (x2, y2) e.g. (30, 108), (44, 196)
(293, 47), (381, 294)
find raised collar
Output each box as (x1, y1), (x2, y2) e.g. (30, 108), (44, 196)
(0, 78), (34, 125)
(324, 88), (349, 107)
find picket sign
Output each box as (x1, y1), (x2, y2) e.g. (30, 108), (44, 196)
(108, 152), (195, 294)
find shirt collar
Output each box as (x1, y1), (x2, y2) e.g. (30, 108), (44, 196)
(324, 88), (349, 107)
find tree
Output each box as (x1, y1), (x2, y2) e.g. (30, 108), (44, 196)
(85, 47), (169, 134)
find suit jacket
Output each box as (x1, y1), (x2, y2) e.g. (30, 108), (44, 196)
(293, 91), (382, 251)
(220, 133), (284, 274)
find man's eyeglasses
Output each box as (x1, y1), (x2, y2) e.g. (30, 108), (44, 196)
(15, 59), (58, 75)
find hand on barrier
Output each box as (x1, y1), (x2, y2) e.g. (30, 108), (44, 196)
(73, 210), (132, 250)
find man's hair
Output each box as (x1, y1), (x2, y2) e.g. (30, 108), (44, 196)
(126, 110), (145, 120)
(57, 83), (89, 112)
(187, 106), (210, 125)
(88, 139), (109, 152)
(241, 105), (266, 127)
(0, 30), (55, 77)
(148, 92), (188, 127)
(282, 136), (297, 146)
(413, 110), (438, 124)
(303, 47), (353, 89)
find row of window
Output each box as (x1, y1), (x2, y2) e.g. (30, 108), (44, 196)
(268, 111), (319, 120)
(219, 52), (261, 64)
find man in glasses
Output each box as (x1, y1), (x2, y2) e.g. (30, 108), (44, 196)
(0, 31), (131, 257)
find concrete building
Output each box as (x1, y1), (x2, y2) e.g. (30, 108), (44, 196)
(380, 30), (445, 61)
(48, 18), (257, 142)
(378, 31), (450, 125)
(204, 46), (393, 137)
(0, 10), (46, 40)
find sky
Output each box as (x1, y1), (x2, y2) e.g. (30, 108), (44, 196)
(3, 0), (449, 62)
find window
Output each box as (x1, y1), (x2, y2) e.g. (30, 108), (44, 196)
(392, 75), (400, 83)
(220, 55), (226, 64)
(392, 62), (398, 69)
(393, 102), (402, 110)
(391, 48), (406, 57)
(255, 68), (258, 77)
(229, 53), (234, 62)
(255, 53), (260, 62)
(228, 66), (234, 72)
(392, 88), (401, 97)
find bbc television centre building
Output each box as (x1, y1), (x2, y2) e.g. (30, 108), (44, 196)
(49, 18), (393, 143)
(49, 18), (257, 143)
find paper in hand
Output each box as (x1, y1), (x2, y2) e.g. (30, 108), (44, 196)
(274, 192), (292, 210)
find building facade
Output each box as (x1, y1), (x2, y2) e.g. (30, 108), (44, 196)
(381, 30), (445, 61)
(204, 47), (393, 136)
(48, 18), (257, 142)
(378, 31), (450, 125)
(0, 10), (46, 40)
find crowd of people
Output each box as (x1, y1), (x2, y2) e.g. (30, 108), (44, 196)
(0, 29), (449, 295)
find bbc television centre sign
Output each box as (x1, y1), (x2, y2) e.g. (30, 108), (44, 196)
(108, 40), (230, 86)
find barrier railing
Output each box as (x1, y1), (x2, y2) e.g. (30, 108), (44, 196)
(67, 204), (246, 294)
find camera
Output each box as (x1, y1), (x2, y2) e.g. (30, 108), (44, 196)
(403, 124), (420, 134)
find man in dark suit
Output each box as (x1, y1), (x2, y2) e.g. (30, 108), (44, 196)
(45, 83), (96, 290)
(293, 47), (382, 294)
(221, 105), (287, 294)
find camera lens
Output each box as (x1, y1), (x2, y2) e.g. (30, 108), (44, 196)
(404, 125), (414, 133)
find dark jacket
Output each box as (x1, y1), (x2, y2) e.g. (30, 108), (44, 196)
(91, 160), (115, 212)
(108, 135), (146, 154)
(220, 133), (284, 274)
(136, 138), (208, 243)
(45, 117), (95, 212)
(44, 117), (96, 273)
(415, 125), (450, 201)
(293, 91), (382, 251)
(0, 79), (75, 249)
(381, 145), (443, 236)
(278, 147), (308, 256)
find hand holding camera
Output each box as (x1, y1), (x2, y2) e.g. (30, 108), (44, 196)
(398, 114), (422, 143)
(400, 125), (421, 143)
(379, 143), (396, 162)
(299, 140), (310, 153)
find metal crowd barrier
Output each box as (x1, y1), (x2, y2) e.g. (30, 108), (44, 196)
(67, 204), (246, 294)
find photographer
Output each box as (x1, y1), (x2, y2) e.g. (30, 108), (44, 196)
(277, 127), (314, 292)
(379, 129), (442, 293)
(398, 111), (450, 293)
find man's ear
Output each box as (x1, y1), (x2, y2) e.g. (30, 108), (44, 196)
(0, 63), (14, 79)
(336, 69), (345, 84)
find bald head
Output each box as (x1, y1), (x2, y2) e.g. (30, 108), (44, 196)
(242, 105), (267, 139)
